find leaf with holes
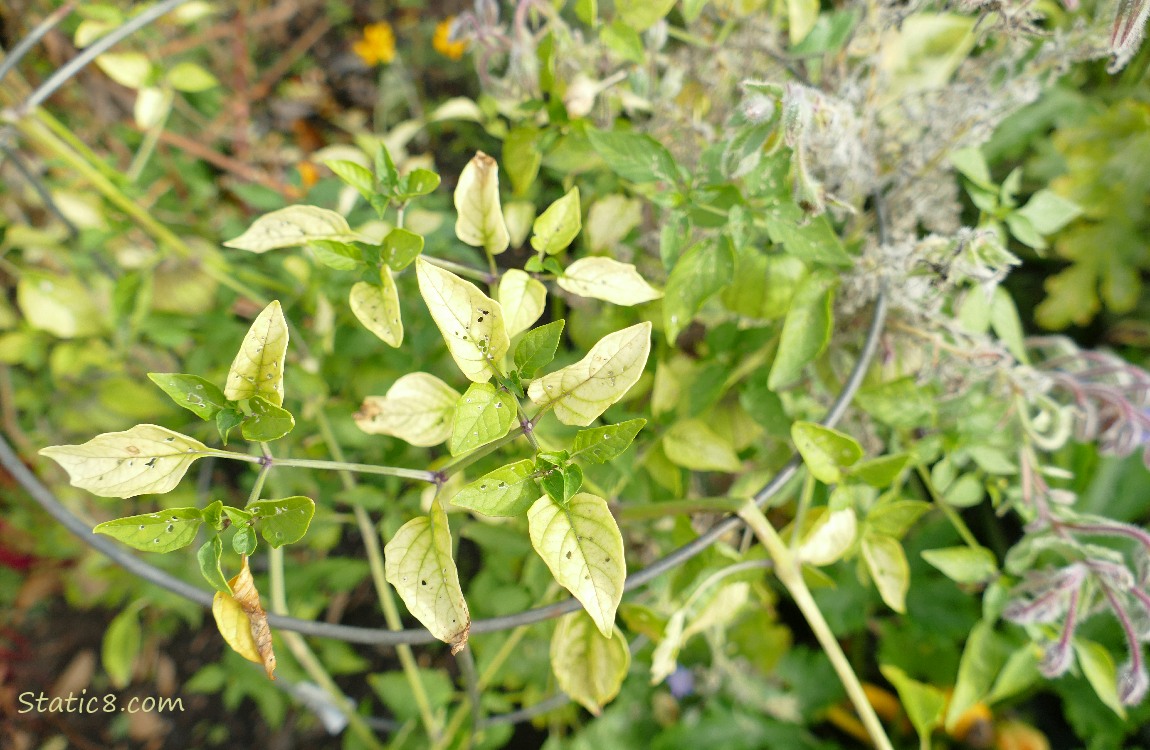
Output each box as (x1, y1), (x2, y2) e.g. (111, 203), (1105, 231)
(354, 373), (461, 446)
(528, 322), (651, 426)
(40, 424), (214, 498)
(570, 419), (646, 464)
(450, 459), (537, 516)
(147, 373), (229, 421)
(350, 268), (403, 347)
(531, 187), (581, 256)
(224, 301), (289, 406)
(384, 499), (471, 653)
(241, 396), (295, 442)
(249, 496), (315, 548)
(528, 493), (626, 637)
(223, 205), (365, 253)
(551, 611), (630, 715)
(498, 269), (546, 337)
(558, 257), (663, 307)
(791, 421), (863, 484)
(449, 382), (517, 456)
(416, 259), (510, 383)
(454, 152), (510, 255)
(94, 507), (204, 553)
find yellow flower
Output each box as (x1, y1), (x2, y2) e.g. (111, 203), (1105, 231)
(433, 17), (468, 61)
(354, 22), (396, 66)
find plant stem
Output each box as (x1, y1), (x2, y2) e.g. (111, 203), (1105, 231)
(439, 428), (524, 479)
(738, 500), (895, 750)
(268, 455), (439, 483)
(617, 497), (748, 521)
(456, 645), (483, 749)
(267, 547), (385, 750)
(422, 254), (495, 284)
(314, 406), (443, 742)
(915, 465), (981, 549)
(790, 472), (817, 552)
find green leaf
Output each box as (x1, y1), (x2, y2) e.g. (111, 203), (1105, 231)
(663, 239), (735, 341)
(498, 269), (547, 338)
(529, 493), (626, 637)
(202, 500), (225, 531)
(538, 463), (583, 505)
(557, 257), (662, 306)
(382, 227), (424, 270)
(350, 268), (403, 347)
(791, 421), (863, 484)
(503, 126), (543, 196)
(865, 499), (932, 538)
(369, 669), (455, 722)
(570, 419), (646, 464)
(449, 382), (517, 456)
(198, 536), (232, 594)
(416, 258), (510, 383)
(450, 459), (538, 516)
(224, 300), (289, 407)
(855, 378), (937, 429)
(880, 665), (947, 745)
(721, 249), (806, 321)
(94, 507), (204, 552)
(400, 169), (440, 199)
(249, 496), (315, 548)
(762, 203), (852, 266)
(325, 159), (375, 200)
(986, 648), (1040, 704)
(551, 611), (630, 716)
(949, 147), (994, 190)
(531, 187), (582, 256)
(1015, 189), (1082, 235)
(990, 287), (1029, 364)
(454, 152), (510, 255)
(1074, 639), (1127, 719)
(165, 61), (217, 92)
(946, 620), (1007, 731)
(102, 605), (142, 689)
(849, 453), (911, 488)
(514, 320), (565, 378)
(147, 373), (229, 421)
(862, 532), (909, 613)
(586, 128), (680, 184)
(307, 239), (362, 270)
(921, 546), (999, 584)
(241, 396), (295, 442)
(767, 271), (835, 389)
(354, 372), (460, 446)
(663, 419), (742, 473)
(374, 142), (400, 198)
(41, 424), (213, 498)
(232, 524), (257, 556)
(216, 408), (245, 445)
(600, 20), (645, 64)
(618, 0), (676, 31)
(223, 205), (366, 253)
(384, 499), (471, 653)
(528, 322), (652, 426)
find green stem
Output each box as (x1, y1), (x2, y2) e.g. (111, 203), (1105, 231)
(617, 497), (748, 521)
(269, 455), (438, 483)
(915, 465), (981, 549)
(422, 255), (494, 284)
(314, 407), (443, 742)
(439, 428), (524, 479)
(738, 501), (895, 750)
(267, 546), (385, 750)
(456, 645), (483, 749)
(790, 472), (817, 552)
(245, 460), (271, 507)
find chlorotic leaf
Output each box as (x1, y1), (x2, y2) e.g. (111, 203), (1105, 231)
(550, 611), (630, 716)
(797, 508), (858, 566)
(449, 382), (517, 456)
(498, 269), (547, 337)
(768, 271), (836, 389)
(791, 421), (863, 484)
(147, 373), (229, 421)
(249, 496), (315, 548)
(1074, 638), (1127, 718)
(569, 419), (646, 464)
(450, 459), (538, 516)
(102, 606), (142, 690)
(454, 151), (510, 255)
(946, 620), (1008, 731)
(880, 665), (947, 744)
(662, 419), (742, 473)
(355, 373), (461, 446)
(531, 187), (582, 256)
(224, 301), (289, 406)
(920, 546), (999, 584)
(198, 535), (232, 594)
(416, 258), (510, 383)
(384, 499), (471, 653)
(94, 507), (204, 553)
(862, 533), (910, 613)
(41, 424), (213, 498)
(557, 257), (663, 306)
(528, 493), (626, 637)
(514, 320), (565, 378)
(223, 205), (364, 253)
(586, 195), (642, 253)
(528, 322), (651, 426)
(240, 396), (295, 442)
(350, 267), (403, 347)
(212, 556), (276, 679)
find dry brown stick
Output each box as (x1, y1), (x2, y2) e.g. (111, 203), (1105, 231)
(248, 15), (333, 101)
(154, 128), (299, 198)
(155, 0), (303, 57)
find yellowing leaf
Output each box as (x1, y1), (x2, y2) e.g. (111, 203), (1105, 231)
(586, 195), (642, 253)
(416, 259), (510, 382)
(557, 257), (663, 306)
(212, 556), (276, 679)
(449, 382), (517, 455)
(17, 272), (107, 338)
(528, 322), (651, 426)
(350, 267), (403, 347)
(384, 499), (471, 653)
(95, 52), (152, 89)
(551, 611), (630, 715)
(134, 86), (172, 129)
(223, 205), (365, 253)
(224, 301), (289, 406)
(454, 152), (510, 255)
(40, 424), (213, 498)
(498, 269), (546, 337)
(528, 493), (626, 637)
(354, 373), (460, 446)
(662, 419), (743, 473)
(450, 459), (538, 516)
(797, 508), (858, 566)
(651, 582), (750, 684)
(531, 187), (581, 256)
(863, 533), (910, 613)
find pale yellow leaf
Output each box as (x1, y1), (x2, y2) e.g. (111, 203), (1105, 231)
(354, 373), (460, 446)
(416, 258), (509, 383)
(95, 52), (151, 89)
(586, 195), (642, 253)
(223, 205), (365, 253)
(497, 269), (546, 337)
(797, 508), (858, 566)
(863, 533), (910, 613)
(224, 301), (289, 406)
(454, 152), (510, 255)
(551, 611), (630, 715)
(350, 267), (403, 347)
(557, 257), (663, 306)
(212, 556), (276, 679)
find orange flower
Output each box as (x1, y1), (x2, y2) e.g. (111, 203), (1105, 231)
(433, 17), (468, 60)
(354, 22), (396, 66)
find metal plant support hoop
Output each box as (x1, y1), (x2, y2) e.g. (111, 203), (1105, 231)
(0, 1), (891, 737)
